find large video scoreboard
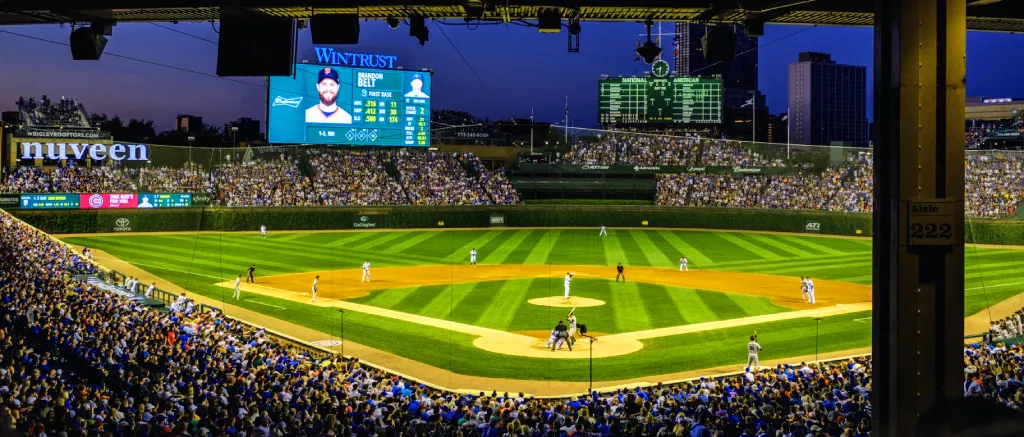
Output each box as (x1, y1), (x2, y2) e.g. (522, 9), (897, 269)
(268, 63), (431, 147)
(598, 77), (723, 124)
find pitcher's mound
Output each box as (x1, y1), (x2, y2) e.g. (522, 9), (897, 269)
(528, 296), (606, 308)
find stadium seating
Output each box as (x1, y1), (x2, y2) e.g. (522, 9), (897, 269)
(15, 95), (91, 127)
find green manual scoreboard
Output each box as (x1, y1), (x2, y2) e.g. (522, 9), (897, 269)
(598, 77), (723, 124)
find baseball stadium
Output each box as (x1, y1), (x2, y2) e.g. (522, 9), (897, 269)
(2, 2), (1024, 436)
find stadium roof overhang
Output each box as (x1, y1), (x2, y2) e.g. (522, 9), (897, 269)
(1, 0), (1023, 32)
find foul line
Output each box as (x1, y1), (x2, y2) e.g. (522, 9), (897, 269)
(91, 255), (230, 281)
(966, 281), (1024, 291)
(247, 300), (286, 310)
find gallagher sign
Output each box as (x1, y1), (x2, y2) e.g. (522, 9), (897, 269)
(313, 47), (398, 69)
(20, 142), (150, 161)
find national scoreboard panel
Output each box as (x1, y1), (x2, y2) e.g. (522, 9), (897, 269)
(598, 77), (723, 124)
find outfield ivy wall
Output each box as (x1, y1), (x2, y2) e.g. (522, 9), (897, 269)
(6, 205), (1023, 245)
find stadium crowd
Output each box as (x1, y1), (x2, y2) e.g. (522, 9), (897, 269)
(214, 157), (319, 207)
(0, 166), (136, 194)
(307, 149), (408, 206)
(390, 150), (490, 205)
(138, 163), (216, 194)
(15, 95), (90, 127)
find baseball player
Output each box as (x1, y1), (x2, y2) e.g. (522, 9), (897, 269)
(567, 310), (578, 346)
(552, 321), (572, 351)
(563, 272), (574, 299)
(361, 260), (371, 283)
(615, 263), (625, 282)
(260, 225), (267, 239)
(679, 257), (688, 272)
(747, 335), (762, 369)
(806, 277), (816, 304)
(233, 275), (241, 299)
(311, 275), (319, 303)
(800, 276), (808, 301)
(599, 225), (608, 237)
(470, 248), (477, 266)
(146, 282), (156, 298)
(246, 265), (256, 284)
(544, 326), (559, 349)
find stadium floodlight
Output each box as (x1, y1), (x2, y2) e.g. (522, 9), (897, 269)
(538, 8), (561, 33)
(409, 14), (429, 45)
(386, 17), (401, 29)
(634, 20), (662, 64)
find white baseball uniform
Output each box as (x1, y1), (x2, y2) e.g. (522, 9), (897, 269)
(564, 274), (572, 299)
(680, 257), (688, 272)
(311, 277), (319, 302)
(361, 262), (371, 283)
(260, 225), (267, 238)
(599, 226), (607, 236)
(233, 277), (241, 299)
(807, 279), (816, 304)
(146, 284), (155, 298)
(470, 249), (477, 266)
(567, 314), (577, 339)
(747, 340), (762, 369)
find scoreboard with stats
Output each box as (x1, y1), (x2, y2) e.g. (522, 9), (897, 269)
(598, 77), (723, 124)
(17, 193), (193, 209)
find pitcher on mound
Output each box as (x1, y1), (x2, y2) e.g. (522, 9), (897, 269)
(563, 272), (574, 299)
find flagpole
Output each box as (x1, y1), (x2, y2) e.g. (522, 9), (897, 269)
(530, 108), (535, 153)
(786, 107), (791, 160)
(752, 91), (757, 143)
(564, 96), (569, 145)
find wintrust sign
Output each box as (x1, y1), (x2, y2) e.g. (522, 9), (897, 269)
(20, 143), (150, 161)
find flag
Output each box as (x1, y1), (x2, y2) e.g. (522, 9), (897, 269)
(741, 97), (754, 108)
(781, 114), (788, 121)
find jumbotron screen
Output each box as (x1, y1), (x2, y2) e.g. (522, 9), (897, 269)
(598, 77), (723, 124)
(267, 63), (431, 146)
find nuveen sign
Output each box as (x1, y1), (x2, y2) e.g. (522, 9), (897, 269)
(20, 142), (150, 161)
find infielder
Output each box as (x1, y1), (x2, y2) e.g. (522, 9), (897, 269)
(806, 277), (816, 304)
(679, 257), (689, 272)
(260, 225), (267, 239)
(563, 272), (574, 299)
(470, 248), (477, 266)
(599, 225), (608, 237)
(361, 260), (371, 283)
(311, 275), (319, 303)
(800, 276), (808, 301)
(747, 335), (762, 369)
(233, 275), (241, 299)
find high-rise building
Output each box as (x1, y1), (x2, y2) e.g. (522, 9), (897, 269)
(788, 52), (868, 147)
(224, 117), (261, 142)
(673, 23), (758, 91)
(175, 114), (203, 133)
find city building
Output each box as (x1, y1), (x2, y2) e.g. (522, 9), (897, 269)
(224, 117), (261, 142)
(175, 114), (203, 133)
(788, 52), (868, 147)
(673, 23), (758, 90)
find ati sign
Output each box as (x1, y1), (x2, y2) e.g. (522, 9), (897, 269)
(20, 142), (149, 161)
(804, 221), (821, 233)
(490, 214), (506, 226)
(112, 217), (132, 232)
(314, 47), (398, 69)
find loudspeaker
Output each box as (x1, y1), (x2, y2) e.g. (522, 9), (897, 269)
(579, 324), (588, 335)
(70, 27), (107, 60)
(310, 14), (360, 44)
(701, 26), (735, 63)
(216, 7), (296, 77)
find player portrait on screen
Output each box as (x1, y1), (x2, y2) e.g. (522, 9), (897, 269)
(305, 67), (352, 124)
(138, 195), (154, 208)
(404, 73), (430, 99)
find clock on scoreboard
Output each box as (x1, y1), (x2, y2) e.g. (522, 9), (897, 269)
(598, 76), (723, 124)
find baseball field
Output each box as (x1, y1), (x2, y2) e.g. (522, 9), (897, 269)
(58, 227), (1024, 392)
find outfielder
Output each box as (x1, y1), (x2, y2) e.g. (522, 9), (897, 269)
(679, 257), (688, 272)
(233, 275), (241, 299)
(563, 272), (574, 299)
(747, 335), (762, 369)
(361, 260), (371, 283)
(260, 225), (267, 239)
(470, 248), (477, 266)
(806, 277), (816, 304)
(311, 275), (319, 303)
(599, 225), (608, 237)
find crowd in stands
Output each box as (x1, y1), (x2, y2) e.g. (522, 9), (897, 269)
(563, 135), (783, 167)
(307, 149), (408, 206)
(215, 156), (319, 207)
(138, 163), (216, 194)
(15, 95), (90, 127)
(468, 156), (521, 205)
(965, 152), (1024, 218)
(0, 166), (136, 193)
(390, 150), (490, 205)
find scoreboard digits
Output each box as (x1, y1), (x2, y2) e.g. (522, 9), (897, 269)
(598, 77), (723, 124)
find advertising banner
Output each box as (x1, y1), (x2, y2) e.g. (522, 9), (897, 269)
(804, 220), (822, 233)
(16, 193), (198, 209)
(80, 193), (138, 209)
(0, 194), (20, 209)
(490, 213), (506, 227)
(516, 164), (794, 176)
(352, 214), (388, 229)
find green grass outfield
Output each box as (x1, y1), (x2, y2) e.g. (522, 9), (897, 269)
(62, 229), (1024, 381)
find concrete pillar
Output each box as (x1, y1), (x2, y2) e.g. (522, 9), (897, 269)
(872, 0), (966, 435)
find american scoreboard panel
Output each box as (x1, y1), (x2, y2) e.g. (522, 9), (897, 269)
(18, 193), (192, 209)
(268, 63), (431, 147)
(598, 77), (723, 124)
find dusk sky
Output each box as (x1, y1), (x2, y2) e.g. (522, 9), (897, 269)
(0, 21), (1022, 132)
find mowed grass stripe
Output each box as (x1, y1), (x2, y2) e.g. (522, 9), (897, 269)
(608, 281), (652, 331)
(447, 281), (508, 327)
(249, 235), (435, 266)
(630, 230), (674, 268)
(744, 234), (815, 258)
(477, 279), (536, 329)
(664, 288), (718, 325)
(390, 284), (449, 314)
(364, 231), (422, 251)
(617, 231), (651, 266)
(524, 230), (560, 265)
(471, 230), (519, 265)
(710, 252), (869, 269)
(547, 231), (607, 266)
(683, 232), (762, 263)
(658, 231), (713, 266)
(325, 231), (382, 247)
(777, 235), (847, 256)
(603, 230), (629, 266)
(695, 290), (749, 320)
(357, 285), (423, 308)
(645, 232), (688, 268)
(482, 230), (535, 264)
(170, 234), (419, 268)
(637, 284), (683, 325)
(82, 236), (309, 275)
(715, 232), (783, 260)
(445, 230), (507, 264)
(386, 231), (442, 253)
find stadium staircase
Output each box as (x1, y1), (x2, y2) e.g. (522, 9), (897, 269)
(296, 153), (317, 181)
(821, 163), (860, 211)
(378, 154), (415, 203)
